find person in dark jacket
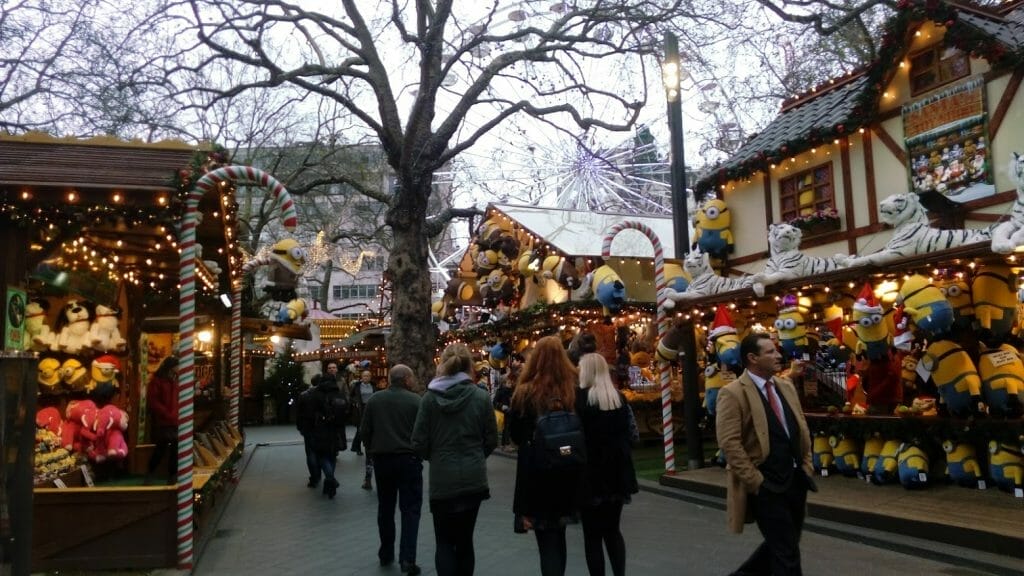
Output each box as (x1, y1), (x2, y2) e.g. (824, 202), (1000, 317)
(492, 374), (514, 449)
(296, 375), (322, 488)
(350, 369), (375, 455)
(412, 343), (498, 576)
(362, 364), (423, 575)
(307, 373), (349, 499)
(508, 335), (581, 576)
(145, 356), (179, 485)
(575, 353), (638, 576)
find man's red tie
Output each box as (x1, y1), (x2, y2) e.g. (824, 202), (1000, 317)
(765, 379), (789, 436)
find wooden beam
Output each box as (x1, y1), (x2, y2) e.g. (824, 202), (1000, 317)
(840, 138), (857, 255)
(863, 130), (878, 225)
(763, 169), (773, 225)
(874, 124), (908, 165)
(989, 68), (1023, 140)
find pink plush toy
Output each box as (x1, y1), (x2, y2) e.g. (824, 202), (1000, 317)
(35, 406), (63, 435)
(96, 405), (129, 460)
(66, 399), (101, 459)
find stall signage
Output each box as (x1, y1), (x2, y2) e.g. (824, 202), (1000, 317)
(4, 286), (26, 351)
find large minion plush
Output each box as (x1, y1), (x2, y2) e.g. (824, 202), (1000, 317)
(861, 433), (885, 477)
(775, 294), (807, 360)
(987, 440), (1023, 492)
(971, 264), (1018, 343)
(692, 198), (734, 260)
(977, 342), (1024, 416)
(896, 274), (953, 336)
(276, 298), (307, 324)
(920, 339), (981, 417)
(936, 277), (974, 331)
(663, 262), (690, 295)
(896, 442), (929, 489)
(703, 363), (733, 417)
(707, 304), (741, 372)
(942, 440), (982, 486)
(242, 237), (306, 302)
(812, 432), (834, 473)
(591, 264), (626, 317)
(517, 249), (541, 280)
(38, 357), (62, 392)
(541, 255), (581, 291)
(851, 284), (891, 361)
(829, 435), (861, 477)
(872, 439), (902, 485)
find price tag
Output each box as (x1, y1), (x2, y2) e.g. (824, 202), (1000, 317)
(865, 474), (872, 484)
(53, 478), (67, 489)
(1015, 488), (1023, 499)
(986, 349), (1018, 368)
(821, 469), (829, 477)
(977, 480), (987, 490)
(81, 465), (94, 487)
(918, 472), (927, 482)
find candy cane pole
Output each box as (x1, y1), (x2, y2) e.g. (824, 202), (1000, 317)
(229, 277), (241, 434)
(177, 166), (297, 569)
(602, 221), (675, 473)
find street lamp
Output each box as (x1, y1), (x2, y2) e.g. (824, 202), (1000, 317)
(663, 32), (703, 472)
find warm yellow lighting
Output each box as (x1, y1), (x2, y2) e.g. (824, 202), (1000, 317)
(67, 191), (77, 202)
(157, 196), (167, 206)
(197, 330), (213, 343)
(112, 193), (122, 203)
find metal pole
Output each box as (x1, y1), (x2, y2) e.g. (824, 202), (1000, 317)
(664, 32), (703, 471)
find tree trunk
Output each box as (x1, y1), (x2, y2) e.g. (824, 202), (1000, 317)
(317, 259), (333, 312)
(385, 176), (436, 391)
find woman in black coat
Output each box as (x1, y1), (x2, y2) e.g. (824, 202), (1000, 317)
(574, 353), (638, 576)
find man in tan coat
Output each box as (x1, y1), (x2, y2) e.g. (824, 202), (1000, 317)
(716, 332), (815, 576)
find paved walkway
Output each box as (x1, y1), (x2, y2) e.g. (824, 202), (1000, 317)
(192, 426), (1018, 576)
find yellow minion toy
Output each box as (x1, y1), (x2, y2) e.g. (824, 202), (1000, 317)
(896, 442), (929, 489)
(942, 440), (982, 486)
(896, 274), (953, 336)
(60, 358), (89, 391)
(987, 440), (1023, 492)
(971, 264), (1019, 341)
(591, 264), (626, 317)
(812, 432), (834, 473)
(693, 198), (733, 259)
(936, 277), (974, 331)
(872, 439), (902, 484)
(977, 342), (1024, 416)
(851, 284), (891, 360)
(242, 237), (306, 302)
(708, 304), (741, 371)
(775, 294), (807, 360)
(920, 339), (981, 417)
(861, 433), (885, 477)
(829, 435), (861, 477)
(38, 357), (62, 391)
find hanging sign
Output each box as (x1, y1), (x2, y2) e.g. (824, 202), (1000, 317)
(4, 286), (26, 351)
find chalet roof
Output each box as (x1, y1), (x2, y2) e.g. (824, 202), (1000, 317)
(490, 203), (683, 259)
(694, 0), (1024, 193)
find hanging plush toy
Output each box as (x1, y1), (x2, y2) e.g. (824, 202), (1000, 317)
(920, 339), (982, 417)
(896, 274), (953, 337)
(936, 277), (974, 332)
(517, 249), (541, 280)
(851, 284), (891, 361)
(243, 238), (306, 302)
(692, 197), (734, 260)
(445, 276), (480, 306)
(89, 304), (127, 353)
(480, 268), (515, 307)
(775, 294), (807, 360)
(812, 432), (834, 473)
(591, 264), (625, 317)
(276, 298), (307, 324)
(489, 342), (510, 370)
(707, 304), (741, 373)
(474, 247), (499, 275)
(541, 255), (581, 291)
(942, 439), (982, 486)
(24, 300), (55, 352)
(872, 438), (902, 485)
(829, 435), (861, 477)
(971, 264), (1018, 344)
(977, 342), (1024, 417)
(987, 440), (1023, 492)
(703, 364), (729, 417)
(896, 442), (929, 489)
(663, 262), (690, 295)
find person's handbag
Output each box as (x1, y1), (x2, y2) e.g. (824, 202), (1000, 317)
(532, 409), (586, 472)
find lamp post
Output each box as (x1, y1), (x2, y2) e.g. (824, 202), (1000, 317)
(663, 32), (703, 472)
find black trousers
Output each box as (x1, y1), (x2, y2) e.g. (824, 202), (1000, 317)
(534, 524), (568, 576)
(374, 454), (423, 564)
(732, 479), (807, 576)
(580, 500), (626, 576)
(147, 425), (176, 480)
(431, 498), (482, 576)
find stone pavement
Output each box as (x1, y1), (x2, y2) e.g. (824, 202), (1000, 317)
(191, 426), (1019, 576)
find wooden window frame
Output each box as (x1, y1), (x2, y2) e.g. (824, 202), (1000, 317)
(908, 44), (970, 97)
(779, 162), (836, 224)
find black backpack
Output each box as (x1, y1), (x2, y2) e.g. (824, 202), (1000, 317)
(532, 409), (586, 472)
(315, 393), (347, 430)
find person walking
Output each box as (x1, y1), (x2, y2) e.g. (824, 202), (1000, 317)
(412, 343), (498, 576)
(492, 374), (514, 450)
(296, 375), (322, 488)
(145, 356), (178, 485)
(323, 362), (349, 449)
(507, 335), (582, 576)
(350, 369), (375, 456)
(361, 364), (423, 575)
(716, 333), (816, 576)
(307, 371), (349, 499)
(575, 353), (638, 576)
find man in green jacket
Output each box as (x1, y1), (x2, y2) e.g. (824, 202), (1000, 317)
(361, 364), (423, 575)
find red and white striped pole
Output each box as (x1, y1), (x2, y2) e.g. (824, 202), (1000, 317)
(177, 166), (297, 569)
(229, 277), (242, 433)
(602, 221), (675, 473)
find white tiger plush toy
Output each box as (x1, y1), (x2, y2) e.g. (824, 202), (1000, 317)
(751, 223), (847, 297)
(664, 249), (753, 308)
(839, 192), (990, 268)
(990, 152), (1024, 254)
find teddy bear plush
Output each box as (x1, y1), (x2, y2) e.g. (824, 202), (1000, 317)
(95, 405), (129, 460)
(25, 300), (55, 352)
(89, 304), (127, 353)
(53, 300), (93, 355)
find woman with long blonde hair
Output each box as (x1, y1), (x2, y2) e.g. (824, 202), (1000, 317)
(575, 353), (638, 576)
(508, 335), (581, 576)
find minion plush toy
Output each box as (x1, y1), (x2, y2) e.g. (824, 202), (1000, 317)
(242, 237), (306, 302)
(707, 304), (741, 373)
(830, 435), (861, 477)
(276, 298), (307, 324)
(775, 294), (807, 360)
(60, 358), (90, 391)
(872, 438), (902, 485)
(942, 439), (982, 486)
(861, 433), (885, 477)
(812, 432), (834, 473)
(489, 342), (510, 370)
(703, 364), (727, 417)
(936, 277), (974, 332)
(591, 264), (626, 318)
(38, 357), (62, 393)
(663, 262), (690, 295)
(896, 442), (929, 489)
(541, 255), (581, 291)
(971, 264), (1019, 343)
(897, 274), (954, 336)
(920, 339), (982, 417)
(692, 197), (734, 260)
(977, 342), (1024, 416)
(987, 440), (1023, 493)
(851, 284), (891, 361)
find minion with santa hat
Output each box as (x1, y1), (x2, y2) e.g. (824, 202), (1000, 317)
(707, 304), (741, 374)
(851, 284), (891, 361)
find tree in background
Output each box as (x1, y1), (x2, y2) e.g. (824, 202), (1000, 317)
(258, 344), (307, 424)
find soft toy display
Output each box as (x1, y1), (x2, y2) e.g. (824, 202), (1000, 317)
(936, 277), (974, 332)
(243, 237), (306, 301)
(474, 247), (499, 274)
(707, 304), (741, 373)
(445, 276), (480, 306)
(703, 364), (731, 417)
(971, 264), (1018, 343)
(541, 255), (581, 290)
(990, 152), (1024, 253)
(899, 352), (920, 395)
(920, 339), (981, 417)
(59, 358), (90, 391)
(861, 433), (885, 477)
(942, 440), (982, 486)
(851, 284), (891, 361)
(871, 439), (902, 485)
(591, 264), (626, 317)
(36, 406), (63, 437)
(897, 274), (953, 336)
(65, 399), (98, 455)
(480, 269), (515, 307)
(692, 198), (734, 260)
(89, 304), (127, 353)
(38, 357), (62, 393)
(663, 262), (690, 295)
(95, 405), (129, 461)
(664, 249), (753, 305)
(517, 249), (541, 280)
(775, 294), (807, 360)
(87, 355), (121, 395)
(751, 222), (845, 297)
(977, 343), (1024, 416)
(53, 299), (94, 355)
(987, 440), (1023, 492)
(24, 300), (55, 352)
(812, 432), (834, 473)
(276, 298), (307, 324)
(829, 435), (861, 477)
(896, 442), (929, 489)
(629, 350), (655, 386)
